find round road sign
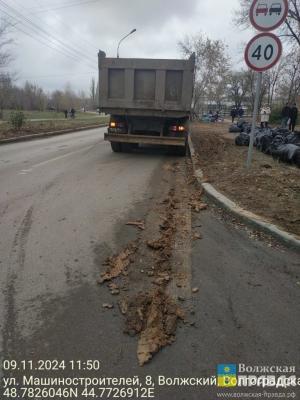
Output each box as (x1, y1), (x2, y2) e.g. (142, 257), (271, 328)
(250, 0), (289, 32)
(245, 32), (282, 72)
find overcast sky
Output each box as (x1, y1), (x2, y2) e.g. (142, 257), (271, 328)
(1, 0), (252, 94)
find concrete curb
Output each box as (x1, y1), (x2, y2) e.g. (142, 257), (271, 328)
(0, 124), (108, 145)
(188, 136), (300, 251)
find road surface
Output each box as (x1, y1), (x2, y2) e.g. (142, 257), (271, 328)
(0, 128), (299, 399)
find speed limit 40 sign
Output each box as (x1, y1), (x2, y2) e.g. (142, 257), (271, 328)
(244, 32), (282, 72)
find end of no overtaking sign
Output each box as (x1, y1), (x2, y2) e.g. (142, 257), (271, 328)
(249, 0), (289, 31)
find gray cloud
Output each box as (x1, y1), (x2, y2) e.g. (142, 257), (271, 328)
(2, 0), (251, 93)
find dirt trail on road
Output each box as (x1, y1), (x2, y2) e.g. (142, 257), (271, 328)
(98, 158), (204, 365)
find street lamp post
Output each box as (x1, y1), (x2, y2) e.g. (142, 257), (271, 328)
(117, 29), (136, 58)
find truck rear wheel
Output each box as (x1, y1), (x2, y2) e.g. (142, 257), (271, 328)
(176, 145), (187, 156)
(121, 143), (139, 152)
(170, 144), (187, 156)
(111, 142), (122, 152)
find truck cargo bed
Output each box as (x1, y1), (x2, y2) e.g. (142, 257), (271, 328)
(98, 51), (195, 118)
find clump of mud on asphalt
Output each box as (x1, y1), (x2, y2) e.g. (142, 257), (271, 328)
(146, 188), (178, 277)
(120, 288), (185, 366)
(97, 242), (137, 283)
(189, 188), (208, 213)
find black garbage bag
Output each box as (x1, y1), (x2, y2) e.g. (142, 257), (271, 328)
(245, 125), (252, 134)
(293, 148), (300, 167)
(255, 132), (273, 153)
(235, 133), (250, 146)
(237, 119), (246, 129)
(286, 133), (300, 146)
(261, 136), (274, 154)
(229, 124), (242, 133)
(272, 134), (286, 146)
(271, 143), (300, 165)
(273, 128), (290, 135)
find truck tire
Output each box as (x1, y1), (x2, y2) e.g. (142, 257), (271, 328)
(111, 142), (122, 152)
(121, 143), (132, 152)
(171, 144), (187, 156)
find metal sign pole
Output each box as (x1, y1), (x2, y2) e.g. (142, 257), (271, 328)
(246, 71), (263, 168)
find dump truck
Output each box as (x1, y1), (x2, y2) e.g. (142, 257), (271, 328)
(98, 50), (195, 155)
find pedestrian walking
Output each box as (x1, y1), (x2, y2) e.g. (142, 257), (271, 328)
(230, 107), (237, 123)
(238, 107), (244, 118)
(70, 108), (75, 119)
(260, 105), (271, 129)
(289, 103), (298, 133)
(64, 109), (68, 119)
(281, 103), (290, 128)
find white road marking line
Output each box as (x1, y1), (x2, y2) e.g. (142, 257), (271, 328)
(17, 143), (98, 175)
(31, 146), (93, 168)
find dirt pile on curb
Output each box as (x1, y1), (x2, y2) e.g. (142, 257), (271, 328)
(191, 122), (300, 236)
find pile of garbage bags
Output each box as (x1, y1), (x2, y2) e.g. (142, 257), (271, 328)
(231, 121), (300, 167)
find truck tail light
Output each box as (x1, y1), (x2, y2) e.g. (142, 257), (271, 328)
(169, 125), (185, 132)
(110, 121), (125, 129)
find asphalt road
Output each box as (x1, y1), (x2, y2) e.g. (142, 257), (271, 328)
(0, 128), (299, 399)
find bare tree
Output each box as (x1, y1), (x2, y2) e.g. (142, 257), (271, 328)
(0, 18), (13, 118)
(285, 0), (300, 47)
(234, 0), (300, 47)
(51, 90), (64, 112)
(277, 49), (300, 102)
(227, 70), (250, 108)
(90, 77), (96, 110)
(264, 59), (286, 105)
(234, 69), (269, 111)
(0, 18), (13, 69)
(0, 73), (12, 116)
(178, 33), (231, 117)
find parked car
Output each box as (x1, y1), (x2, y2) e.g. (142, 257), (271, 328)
(269, 3), (282, 15)
(256, 3), (268, 16)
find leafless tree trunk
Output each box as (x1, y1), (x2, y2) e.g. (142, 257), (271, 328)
(0, 19), (13, 69)
(0, 18), (13, 118)
(90, 77), (96, 110)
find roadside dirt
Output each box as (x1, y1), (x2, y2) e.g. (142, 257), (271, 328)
(191, 122), (300, 237)
(0, 120), (107, 140)
(98, 158), (203, 366)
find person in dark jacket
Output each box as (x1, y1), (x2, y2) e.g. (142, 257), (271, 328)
(289, 103), (298, 132)
(230, 107), (237, 123)
(281, 103), (290, 128)
(238, 107), (244, 118)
